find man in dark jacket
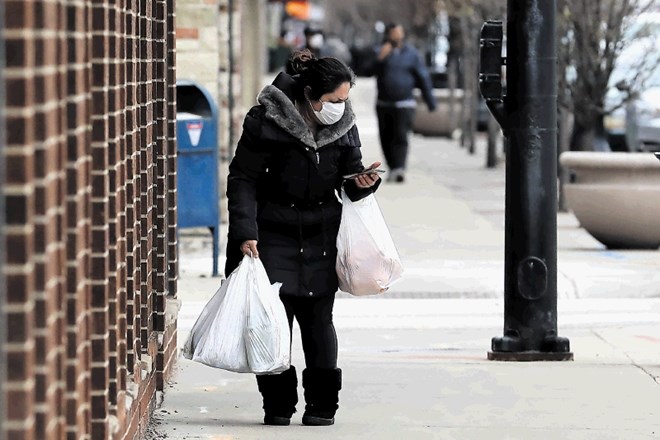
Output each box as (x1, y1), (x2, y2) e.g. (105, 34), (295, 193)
(374, 23), (436, 183)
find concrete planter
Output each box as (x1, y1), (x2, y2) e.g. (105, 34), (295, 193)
(412, 89), (464, 137)
(559, 152), (660, 249)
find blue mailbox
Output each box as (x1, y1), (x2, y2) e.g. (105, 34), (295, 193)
(176, 80), (220, 276)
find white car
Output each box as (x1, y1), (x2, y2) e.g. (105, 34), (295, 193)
(605, 12), (660, 151)
(625, 87), (660, 151)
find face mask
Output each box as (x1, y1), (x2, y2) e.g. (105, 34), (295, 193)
(310, 99), (345, 125)
(309, 34), (324, 49)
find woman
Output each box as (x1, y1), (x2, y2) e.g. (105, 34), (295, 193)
(225, 49), (381, 426)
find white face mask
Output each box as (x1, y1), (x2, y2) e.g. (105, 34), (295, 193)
(311, 99), (345, 125)
(309, 34), (324, 49)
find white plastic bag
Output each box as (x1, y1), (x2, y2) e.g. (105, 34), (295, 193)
(182, 255), (291, 374)
(243, 258), (291, 373)
(336, 191), (404, 295)
(181, 277), (229, 361)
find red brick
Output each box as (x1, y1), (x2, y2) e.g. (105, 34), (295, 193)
(7, 427), (35, 440)
(6, 387), (33, 421)
(176, 27), (199, 39)
(6, 273), (30, 304)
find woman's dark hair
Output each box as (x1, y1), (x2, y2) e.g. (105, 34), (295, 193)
(286, 49), (355, 101)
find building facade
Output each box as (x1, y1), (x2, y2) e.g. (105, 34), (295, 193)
(175, 0), (267, 223)
(1, 0), (179, 438)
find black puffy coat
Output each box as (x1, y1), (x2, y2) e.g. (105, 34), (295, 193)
(225, 73), (380, 297)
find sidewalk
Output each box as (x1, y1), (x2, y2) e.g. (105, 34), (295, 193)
(148, 77), (660, 439)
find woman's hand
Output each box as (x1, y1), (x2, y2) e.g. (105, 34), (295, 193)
(354, 161), (382, 189)
(241, 240), (259, 258)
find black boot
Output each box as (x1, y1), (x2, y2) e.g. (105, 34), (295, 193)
(302, 367), (342, 426)
(256, 366), (298, 426)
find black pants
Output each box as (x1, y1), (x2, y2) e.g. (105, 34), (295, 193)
(280, 294), (337, 369)
(376, 105), (415, 171)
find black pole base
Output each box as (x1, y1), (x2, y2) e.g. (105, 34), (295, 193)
(488, 335), (574, 361)
(488, 351), (574, 361)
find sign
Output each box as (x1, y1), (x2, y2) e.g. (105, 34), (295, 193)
(186, 121), (203, 147)
(285, 0), (309, 20)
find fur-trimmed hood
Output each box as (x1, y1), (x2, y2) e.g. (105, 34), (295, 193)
(257, 83), (356, 150)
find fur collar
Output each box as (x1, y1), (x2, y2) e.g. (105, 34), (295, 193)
(257, 84), (356, 149)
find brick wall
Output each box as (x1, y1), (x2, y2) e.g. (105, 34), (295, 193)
(1, 0), (178, 438)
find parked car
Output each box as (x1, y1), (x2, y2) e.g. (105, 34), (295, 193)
(624, 87), (660, 152)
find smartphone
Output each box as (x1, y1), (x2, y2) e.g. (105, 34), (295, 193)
(342, 169), (386, 179)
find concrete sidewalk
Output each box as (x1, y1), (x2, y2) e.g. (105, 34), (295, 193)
(152, 307), (660, 440)
(147, 77), (660, 439)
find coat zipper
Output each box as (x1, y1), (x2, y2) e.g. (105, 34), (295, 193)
(315, 151), (320, 165)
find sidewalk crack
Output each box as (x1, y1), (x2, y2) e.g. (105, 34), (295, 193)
(558, 269), (580, 299)
(593, 330), (659, 386)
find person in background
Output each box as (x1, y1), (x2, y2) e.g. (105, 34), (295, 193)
(269, 30), (293, 73)
(225, 49), (381, 427)
(302, 27), (325, 57)
(374, 23), (436, 183)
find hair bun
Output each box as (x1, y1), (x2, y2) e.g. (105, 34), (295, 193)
(287, 49), (317, 75)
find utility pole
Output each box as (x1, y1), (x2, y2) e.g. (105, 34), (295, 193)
(480, 0), (573, 361)
(241, 0), (267, 113)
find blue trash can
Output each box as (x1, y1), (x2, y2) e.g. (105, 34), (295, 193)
(176, 80), (220, 276)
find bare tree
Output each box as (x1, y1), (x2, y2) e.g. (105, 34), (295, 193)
(323, 0), (442, 49)
(443, 0), (505, 159)
(557, 1), (573, 211)
(558, 0), (658, 151)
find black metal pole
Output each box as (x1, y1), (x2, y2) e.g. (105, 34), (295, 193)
(484, 0), (572, 361)
(0, 0), (6, 422)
